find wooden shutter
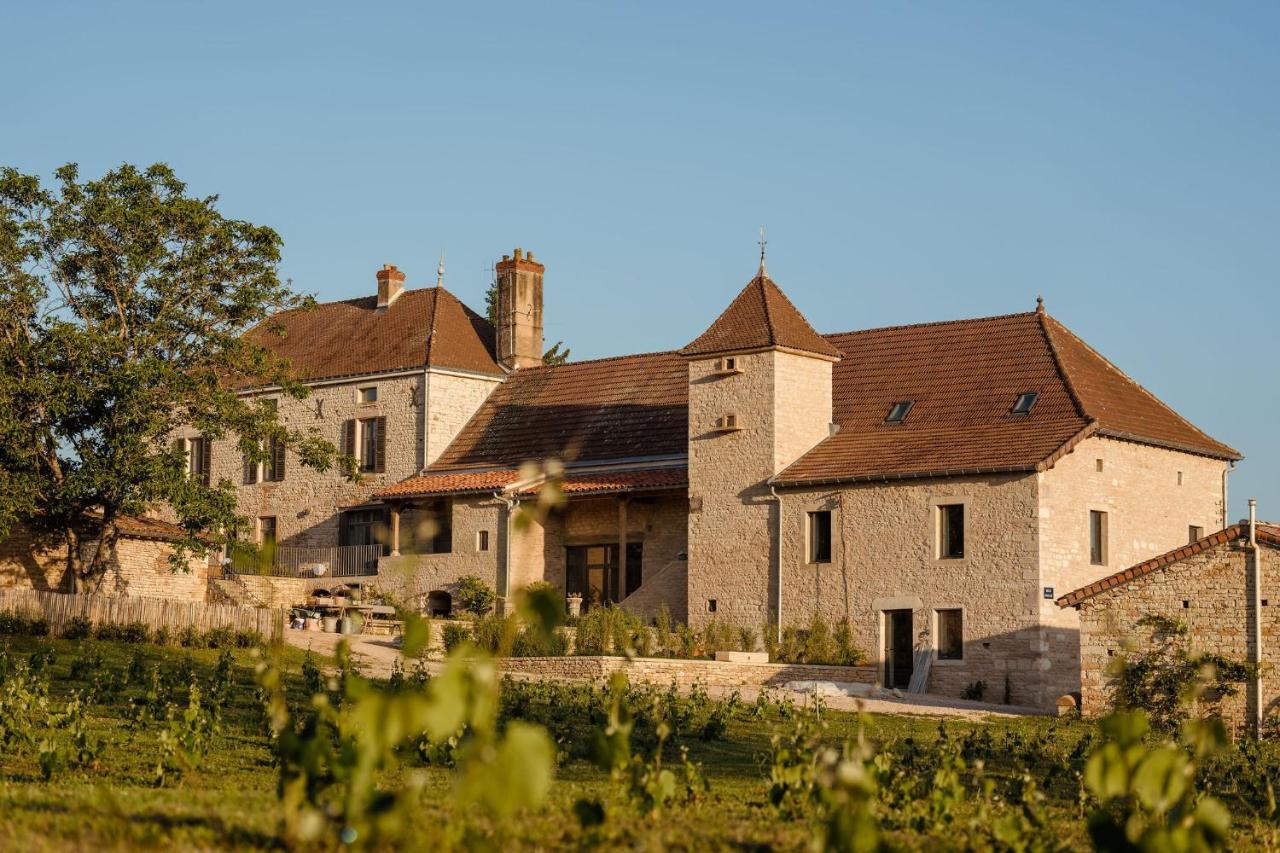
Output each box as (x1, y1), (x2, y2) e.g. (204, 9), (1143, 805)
(273, 437), (286, 480)
(242, 450), (257, 485)
(201, 438), (212, 487)
(375, 416), (387, 473)
(343, 419), (356, 458)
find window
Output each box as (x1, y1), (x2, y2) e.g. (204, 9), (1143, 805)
(807, 510), (832, 563)
(937, 609), (963, 660)
(345, 416), (386, 473)
(707, 599), (717, 613)
(258, 516), (277, 546)
(1011, 392), (1039, 415)
(1090, 510), (1108, 565)
(724, 357), (737, 371)
(1189, 525), (1204, 544)
(187, 436), (211, 487)
(1095, 459), (1104, 473)
(1177, 471), (1184, 486)
(477, 530), (490, 552)
(263, 436), (285, 482)
(340, 507), (389, 553)
(408, 499), (452, 554)
(565, 543), (642, 609)
(938, 504), (965, 559)
(359, 386), (378, 403)
(885, 401), (914, 424)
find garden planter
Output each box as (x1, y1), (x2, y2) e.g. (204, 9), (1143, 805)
(322, 616), (339, 632)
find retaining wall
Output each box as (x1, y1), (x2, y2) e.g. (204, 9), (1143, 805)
(497, 655), (876, 690)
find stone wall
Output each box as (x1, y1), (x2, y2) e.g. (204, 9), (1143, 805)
(424, 369), (502, 466)
(374, 497), (504, 608)
(1038, 436), (1227, 703)
(1073, 537), (1274, 732)
(0, 525), (208, 603)
(778, 473), (1047, 706)
(497, 654), (876, 691)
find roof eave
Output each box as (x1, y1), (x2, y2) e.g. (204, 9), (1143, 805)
(1092, 428), (1242, 462)
(771, 463), (1040, 490)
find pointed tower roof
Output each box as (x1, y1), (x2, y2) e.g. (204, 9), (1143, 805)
(680, 274), (842, 360)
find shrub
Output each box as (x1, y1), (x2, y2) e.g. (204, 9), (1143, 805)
(801, 613), (834, 665)
(203, 627), (237, 649)
(94, 621), (151, 643)
(961, 680), (986, 701)
(441, 622), (471, 653)
(62, 616), (92, 640)
(456, 575), (497, 617)
(512, 627), (570, 657)
(177, 625), (203, 648)
(738, 626), (757, 654)
(153, 626), (172, 646)
(471, 614), (510, 654)
(832, 617), (866, 666)
(654, 604), (673, 656)
(761, 621), (779, 661)
(574, 607), (610, 656)
(233, 629), (262, 648)
(0, 610), (50, 637)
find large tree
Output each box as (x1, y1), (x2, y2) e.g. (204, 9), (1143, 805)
(0, 163), (353, 590)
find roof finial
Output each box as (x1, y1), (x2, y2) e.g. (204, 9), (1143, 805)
(758, 226), (767, 277)
(436, 251), (445, 288)
(1035, 294), (1044, 314)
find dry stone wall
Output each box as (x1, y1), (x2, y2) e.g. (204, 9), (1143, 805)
(497, 654), (876, 691)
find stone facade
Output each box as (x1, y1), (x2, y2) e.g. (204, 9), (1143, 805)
(498, 654), (876, 691)
(686, 349), (833, 630)
(182, 366), (497, 550)
(0, 524), (208, 603)
(1037, 435), (1227, 703)
(1071, 537), (1274, 732)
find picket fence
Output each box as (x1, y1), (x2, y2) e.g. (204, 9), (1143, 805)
(0, 588), (284, 642)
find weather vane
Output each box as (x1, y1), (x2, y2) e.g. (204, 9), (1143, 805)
(758, 226), (767, 276)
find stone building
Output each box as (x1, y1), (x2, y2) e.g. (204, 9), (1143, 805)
(1056, 513), (1278, 729)
(189, 247), (1238, 708)
(0, 515), (209, 602)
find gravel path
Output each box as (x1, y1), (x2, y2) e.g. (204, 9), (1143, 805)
(285, 629), (1046, 721)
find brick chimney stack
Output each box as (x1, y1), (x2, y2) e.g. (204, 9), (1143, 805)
(495, 248), (545, 371)
(376, 263), (406, 309)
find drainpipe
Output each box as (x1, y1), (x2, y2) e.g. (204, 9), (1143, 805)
(495, 491), (516, 615)
(1223, 461), (1235, 529)
(1250, 498), (1264, 732)
(769, 484), (783, 645)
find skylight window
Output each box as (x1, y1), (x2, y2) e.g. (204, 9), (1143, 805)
(885, 401), (914, 424)
(1011, 392), (1039, 415)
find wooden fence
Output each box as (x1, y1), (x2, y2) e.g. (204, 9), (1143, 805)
(0, 588), (284, 643)
(228, 543), (382, 579)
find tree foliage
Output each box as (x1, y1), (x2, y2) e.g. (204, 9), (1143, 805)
(0, 162), (354, 587)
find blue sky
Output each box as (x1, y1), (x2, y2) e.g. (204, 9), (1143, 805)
(4, 2), (1276, 518)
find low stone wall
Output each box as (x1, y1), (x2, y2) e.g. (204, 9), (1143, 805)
(497, 655), (877, 690)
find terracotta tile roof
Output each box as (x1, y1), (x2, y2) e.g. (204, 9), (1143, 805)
(1056, 523), (1280, 607)
(774, 310), (1239, 487)
(428, 351), (688, 472)
(680, 274), (842, 360)
(239, 287), (501, 387)
(81, 513), (190, 542)
(518, 468), (688, 497)
(374, 470), (521, 500)
(1041, 316), (1239, 459)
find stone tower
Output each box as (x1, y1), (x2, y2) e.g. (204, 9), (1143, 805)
(681, 269), (841, 629)
(494, 248), (544, 371)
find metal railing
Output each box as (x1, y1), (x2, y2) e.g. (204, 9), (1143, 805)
(227, 543), (383, 579)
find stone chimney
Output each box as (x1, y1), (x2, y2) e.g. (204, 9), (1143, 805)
(376, 264), (406, 309)
(495, 248), (544, 371)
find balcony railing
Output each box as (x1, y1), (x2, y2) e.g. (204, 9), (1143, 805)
(227, 543), (383, 579)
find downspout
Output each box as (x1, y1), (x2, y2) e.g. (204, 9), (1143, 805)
(769, 483), (783, 645)
(1223, 461), (1235, 529)
(1250, 498), (1264, 732)
(496, 492), (516, 615)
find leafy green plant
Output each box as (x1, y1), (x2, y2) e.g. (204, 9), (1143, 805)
(962, 681), (986, 701)
(456, 575), (497, 616)
(0, 610), (49, 636)
(441, 622), (471, 653)
(654, 604), (673, 656)
(61, 616), (92, 640)
(1110, 615), (1253, 730)
(155, 681), (219, 785)
(93, 621), (150, 643)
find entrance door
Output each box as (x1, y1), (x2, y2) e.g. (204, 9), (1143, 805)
(883, 609), (914, 689)
(565, 543), (643, 609)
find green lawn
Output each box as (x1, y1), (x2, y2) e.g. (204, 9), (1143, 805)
(1, 635), (1278, 850)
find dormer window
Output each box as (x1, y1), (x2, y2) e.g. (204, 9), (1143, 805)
(884, 401), (914, 424)
(1011, 392), (1038, 415)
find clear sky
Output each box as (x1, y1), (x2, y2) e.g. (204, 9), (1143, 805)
(4, 1), (1276, 519)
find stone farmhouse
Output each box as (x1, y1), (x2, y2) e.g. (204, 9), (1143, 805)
(180, 248), (1240, 709)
